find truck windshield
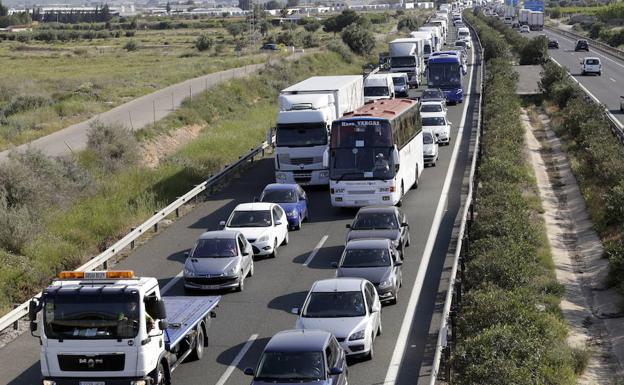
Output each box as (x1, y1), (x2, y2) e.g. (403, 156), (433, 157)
(427, 62), (462, 88)
(329, 120), (396, 181)
(392, 77), (406, 86)
(44, 291), (140, 340)
(303, 291), (366, 318)
(276, 123), (327, 147)
(390, 56), (416, 67)
(255, 352), (325, 382)
(364, 86), (390, 97)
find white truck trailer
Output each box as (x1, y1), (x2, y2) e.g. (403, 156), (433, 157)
(389, 38), (425, 87)
(28, 270), (220, 385)
(409, 31), (435, 64)
(419, 25), (443, 50)
(275, 75), (364, 186)
(529, 11), (544, 30)
(519, 8), (530, 25)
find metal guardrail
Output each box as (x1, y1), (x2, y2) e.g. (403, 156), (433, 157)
(545, 25), (624, 61)
(429, 18), (485, 385)
(0, 137), (274, 333)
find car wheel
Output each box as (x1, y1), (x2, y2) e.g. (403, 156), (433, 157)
(270, 239), (278, 258)
(282, 232), (289, 246)
(598, 71), (601, 76)
(390, 289), (398, 305)
(150, 360), (166, 385)
(377, 323), (383, 336)
(366, 334), (375, 361)
(188, 324), (205, 361)
(236, 272), (244, 292)
(405, 231), (411, 247)
(295, 216), (302, 230)
(248, 261), (254, 277)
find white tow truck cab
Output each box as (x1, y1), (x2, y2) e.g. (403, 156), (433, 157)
(275, 76), (364, 186)
(28, 270), (220, 385)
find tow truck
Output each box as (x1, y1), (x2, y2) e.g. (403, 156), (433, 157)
(28, 270), (220, 385)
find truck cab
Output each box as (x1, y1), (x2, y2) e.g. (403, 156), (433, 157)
(364, 74), (395, 102)
(29, 270), (219, 385)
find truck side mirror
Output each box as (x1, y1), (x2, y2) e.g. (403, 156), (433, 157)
(146, 297), (167, 320)
(158, 320), (169, 330)
(28, 299), (39, 321)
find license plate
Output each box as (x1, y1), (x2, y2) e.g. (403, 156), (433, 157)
(202, 285), (220, 290)
(355, 200), (368, 205)
(80, 382), (105, 385)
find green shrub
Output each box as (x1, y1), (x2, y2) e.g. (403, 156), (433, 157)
(327, 39), (354, 63)
(397, 16), (419, 32)
(341, 23), (375, 55)
(519, 35), (548, 65)
(195, 33), (214, 51)
(124, 39), (138, 51)
(86, 122), (138, 172)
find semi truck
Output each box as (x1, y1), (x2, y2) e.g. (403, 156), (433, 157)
(275, 76), (364, 186)
(419, 25), (443, 50)
(389, 38), (425, 87)
(28, 270), (220, 385)
(409, 31), (435, 64)
(529, 11), (544, 30)
(518, 8), (530, 25)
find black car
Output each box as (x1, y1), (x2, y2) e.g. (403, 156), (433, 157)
(548, 39), (559, 49)
(575, 40), (589, 51)
(261, 43), (278, 50)
(345, 205), (410, 258)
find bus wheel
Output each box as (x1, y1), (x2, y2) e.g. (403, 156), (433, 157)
(411, 166), (419, 190)
(397, 183), (405, 207)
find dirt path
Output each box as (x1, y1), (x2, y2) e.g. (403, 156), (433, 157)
(522, 109), (623, 383)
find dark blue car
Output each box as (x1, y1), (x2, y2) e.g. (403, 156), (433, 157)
(259, 183), (308, 230)
(244, 329), (348, 385)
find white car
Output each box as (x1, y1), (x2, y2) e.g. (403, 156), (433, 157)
(520, 25), (530, 33)
(420, 100), (447, 114)
(221, 202), (289, 258)
(460, 37), (472, 49)
(293, 278), (382, 360)
(423, 131), (439, 167)
(421, 112), (452, 145)
(581, 57), (602, 76)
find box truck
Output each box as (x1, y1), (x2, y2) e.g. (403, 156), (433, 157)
(389, 38), (425, 87)
(529, 11), (544, 30)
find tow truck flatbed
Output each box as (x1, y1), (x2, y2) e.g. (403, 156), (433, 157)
(163, 296), (220, 350)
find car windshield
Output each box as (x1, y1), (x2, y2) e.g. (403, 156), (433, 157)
(454, 41), (466, 47)
(255, 351), (325, 382)
(392, 77), (406, 86)
(364, 86), (390, 97)
(276, 123), (328, 147)
(303, 291), (366, 317)
(228, 210), (272, 228)
(352, 212), (399, 230)
(421, 104), (442, 112)
(261, 189), (297, 203)
(192, 238), (237, 258)
(423, 133), (434, 144)
(422, 117), (446, 126)
(44, 292), (140, 340)
(341, 248), (391, 268)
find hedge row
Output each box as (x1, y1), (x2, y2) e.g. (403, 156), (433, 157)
(539, 60), (624, 296)
(0, 29), (134, 42)
(451, 13), (578, 385)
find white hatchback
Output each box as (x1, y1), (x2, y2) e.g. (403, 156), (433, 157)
(293, 278), (382, 360)
(221, 202), (289, 258)
(421, 112), (452, 145)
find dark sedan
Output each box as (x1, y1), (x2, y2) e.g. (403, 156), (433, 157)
(575, 39), (589, 51)
(548, 39), (559, 49)
(345, 205), (410, 258)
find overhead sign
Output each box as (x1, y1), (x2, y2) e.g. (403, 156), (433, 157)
(524, 0), (544, 11)
(505, 0), (518, 6)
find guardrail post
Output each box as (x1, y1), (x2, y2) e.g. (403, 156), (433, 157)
(102, 260), (108, 270)
(130, 228), (136, 249)
(12, 304), (18, 330)
(153, 212), (159, 233)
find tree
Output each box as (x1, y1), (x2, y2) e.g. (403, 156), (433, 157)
(286, 0), (300, 7)
(260, 20), (271, 36)
(195, 34), (214, 51)
(341, 22), (374, 55)
(397, 16), (419, 32)
(226, 23), (245, 37)
(303, 22), (320, 32)
(166, 2), (171, 13)
(0, 1), (8, 17)
(323, 10), (360, 34)
(280, 6), (289, 18)
(238, 0), (252, 10)
(265, 0), (283, 9)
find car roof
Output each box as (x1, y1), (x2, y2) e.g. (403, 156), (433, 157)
(234, 202), (274, 211)
(422, 111), (447, 118)
(357, 205), (398, 214)
(345, 238), (392, 249)
(584, 57), (600, 61)
(421, 100), (445, 105)
(198, 230), (239, 240)
(311, 278), (366, 292)
(264, 329), (331, 353)
(263, 183), (299, 191)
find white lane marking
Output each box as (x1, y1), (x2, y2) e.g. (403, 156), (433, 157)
(214, 334), (259, 385)
(552, 57), (624, 131)
(304, 235), (328, 266)
(610, 77), (617, 83)
(547, 29), (624, 71)
(383, 39), (476, 385)
(161, 271), (183, 294)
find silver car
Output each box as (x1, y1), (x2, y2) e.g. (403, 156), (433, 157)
(423, 131), (439, 167)
(334, 239), (403, 304)
(346, 206), (411, 258)
(183, 230), (254, 292)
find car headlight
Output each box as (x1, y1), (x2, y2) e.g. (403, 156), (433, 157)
(392, 238), (400, 247)
(379, 278), (394, 289)
(257, 234), (270, 242)
(184, 267), (195, 277)
(226, 265), (239, 276)
(131, 381), (147, 385)
(320, 171), (329, 178)
(275, 172), (287, 181)
(43, 381), (57, 385)
(287, 209), (298, 217)
(349, 329), (366, 341)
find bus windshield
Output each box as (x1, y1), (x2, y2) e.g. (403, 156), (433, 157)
(427, 62), (462, 88)
(276, 123), (327, 147)
(329, 120), (396, 181)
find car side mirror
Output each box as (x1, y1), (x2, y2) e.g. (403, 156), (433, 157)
(275, 221), (282, 226)
(184, 251), (189, 258)
(395, 260), (403, 266)
(345, 224), (351, 229)
(322, 148), (329, 169)
(28, 299), (39, 321)
(372, 302), (381, 313)
(146, 297), (167, 320)
(401, 222), (408, 227)
(244, 367), (254, 376)
(331, 262), (338, 268)
(291, 307), (300, 315)
(219, 220), (226, 229)
(329, 367), (344, 375)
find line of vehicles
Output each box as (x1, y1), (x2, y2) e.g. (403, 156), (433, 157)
(25, 3), (473, 385)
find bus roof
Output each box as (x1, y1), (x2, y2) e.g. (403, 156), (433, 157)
(428, 55), (461, 64)
(341, 99), (417, 121)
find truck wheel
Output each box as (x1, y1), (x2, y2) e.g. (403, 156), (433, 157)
(188, 324), (205, 361)
(151, 361), (166, 385)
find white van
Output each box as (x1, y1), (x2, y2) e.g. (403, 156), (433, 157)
(581, 57), (602, 76)
(364, 74), (395, 102)
(457, 27), (470, 41)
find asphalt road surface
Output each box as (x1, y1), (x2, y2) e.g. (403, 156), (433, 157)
(0, 29), (482, 385)
(529, 28), (624, 127)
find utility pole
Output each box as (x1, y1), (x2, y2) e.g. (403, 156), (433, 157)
(248, 0), (256, 50)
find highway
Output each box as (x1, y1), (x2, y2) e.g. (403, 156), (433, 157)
(529, 28), (624, 127)
(0, 29), (482, 385)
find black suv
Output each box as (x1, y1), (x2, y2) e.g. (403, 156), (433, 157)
(575, 40), (589, 51)
(548, 39), (559, 49)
